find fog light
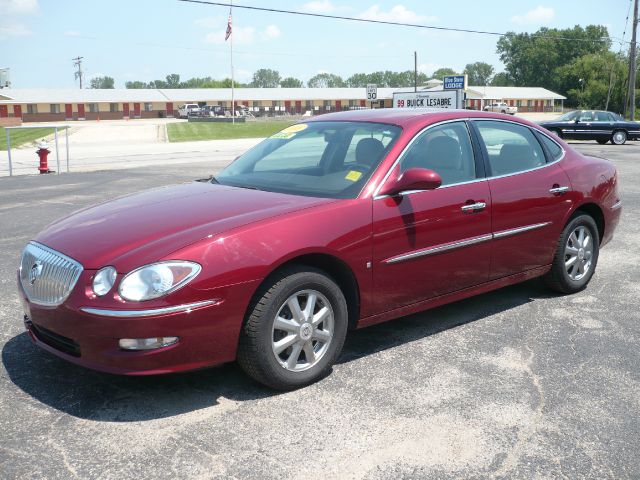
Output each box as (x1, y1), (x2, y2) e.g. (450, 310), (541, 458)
(118, 337), (179, 350)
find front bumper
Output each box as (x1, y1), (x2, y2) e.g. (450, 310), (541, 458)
(19, 278), (260, 375)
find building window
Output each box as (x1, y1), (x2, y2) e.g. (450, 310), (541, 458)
(527, 100), (533, 107)
(144, 102), (153, 112)
(220, 101), (227, 108)
(516, 100), (522, 107)
(50, 104), (60, 114)
(27, 104), (37, 114)
(109, 103), (118, 112)
(272, 100), (281, 107)
(253, 101), (260, 108)
(88, 103), (99, 113)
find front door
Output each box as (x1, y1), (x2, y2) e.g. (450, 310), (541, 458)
(13, 105), (22, 118)
(166, 102), (173, 117)
(65, 104), (72, 119)
(0, 105), (8, 118)
(77, 103), (85, 119)
(123, 103), (130, 117)
(133, 103), (141, 118)
(472, 119), (573, 279)
(295, 100), (302, 114)
(372, 120), (492, 313)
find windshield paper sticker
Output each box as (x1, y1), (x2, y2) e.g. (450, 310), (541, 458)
(345, 170), (362, 182)
(271, 123), (308, 139)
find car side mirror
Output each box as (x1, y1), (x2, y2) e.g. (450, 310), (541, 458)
(378, 168), (442, 196)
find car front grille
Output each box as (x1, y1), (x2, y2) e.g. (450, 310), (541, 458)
(19, 242), (83, 306)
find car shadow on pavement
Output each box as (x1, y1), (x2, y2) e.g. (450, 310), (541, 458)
(3, 278), (554, 422)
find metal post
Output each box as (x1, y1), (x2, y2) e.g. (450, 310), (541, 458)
(54, 128), (60, 174)
(414, 51), (417, 93)
(6, 128), (12, 177)
(629, 0), (639, 120)
(65, 127), (69, 172)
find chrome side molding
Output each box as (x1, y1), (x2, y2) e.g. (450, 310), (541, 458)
(384, 222), (552, 265)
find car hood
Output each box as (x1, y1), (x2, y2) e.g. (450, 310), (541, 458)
(35, 182), (333, 270)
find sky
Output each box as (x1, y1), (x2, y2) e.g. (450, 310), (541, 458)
(0, 0), (633, 89)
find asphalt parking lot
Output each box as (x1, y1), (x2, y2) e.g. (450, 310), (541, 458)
(1, 142), (638, 479)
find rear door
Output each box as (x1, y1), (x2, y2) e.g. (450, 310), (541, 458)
(372, 120), (491, 313)
(472, 120), (573, 279)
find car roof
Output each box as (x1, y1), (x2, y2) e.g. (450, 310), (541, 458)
(303, 108), (523, 128)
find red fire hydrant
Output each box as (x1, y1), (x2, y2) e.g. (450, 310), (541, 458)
(36, 141), (51, 174)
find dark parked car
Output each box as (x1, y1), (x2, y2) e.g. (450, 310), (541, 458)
(18, 109), (622, 390)
(539, 110), (640, 145)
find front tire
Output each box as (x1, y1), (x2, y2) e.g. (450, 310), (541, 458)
(237, 267), (348, 390)
(544, 214), (599, 294)
(612, 130), (627, 145)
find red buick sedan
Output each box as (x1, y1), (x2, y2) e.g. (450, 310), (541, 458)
(18, 109), (622, 390)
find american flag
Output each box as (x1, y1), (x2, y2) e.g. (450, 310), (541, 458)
(225, 10), (232, 41)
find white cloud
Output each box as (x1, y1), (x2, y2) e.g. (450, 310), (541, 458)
(194, 16), (223, 29)
(302, 0), (336, 13)
(0, 22), (30, 39)
(264, 25), (281, 39)
(0, 0), (38, 15)
(359, 5), (437, 23)
(511, 6), (555, 25)
(205, 26), (255, 45)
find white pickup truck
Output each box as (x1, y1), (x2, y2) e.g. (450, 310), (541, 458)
(177, 103), (201, 118)
(483, 102), (517, 115)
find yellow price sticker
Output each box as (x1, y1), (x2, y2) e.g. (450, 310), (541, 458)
(345, 170), (363, 182)
(270, 123), (308, 139)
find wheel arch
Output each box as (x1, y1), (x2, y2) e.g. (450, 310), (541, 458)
(569, 202), (605, 244)
(248, 252), (361, 330)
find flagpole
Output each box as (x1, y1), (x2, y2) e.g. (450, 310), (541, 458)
(230, 0), (234, 125)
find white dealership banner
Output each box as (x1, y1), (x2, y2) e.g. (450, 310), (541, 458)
(392, 90), (459, 109)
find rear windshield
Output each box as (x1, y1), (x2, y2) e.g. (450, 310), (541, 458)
(216, 121), (401, 198)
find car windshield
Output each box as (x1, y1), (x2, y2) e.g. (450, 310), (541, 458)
(557, 111), (579, 121)
(216, 121), (402, 198)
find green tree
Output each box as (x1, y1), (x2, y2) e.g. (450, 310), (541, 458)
(89, 76), (115, 89)
(307, 72), (346, 88)
(463, 62), (495, 86)
(431, 67), (459, 79)
(251, 68), (281, 88)
(490, 72), (514, 86)
(165, 73), (181, 88)
(496, 25), (610, 93)
(125, 80), (148, 89)
(280, 77), (304, 88)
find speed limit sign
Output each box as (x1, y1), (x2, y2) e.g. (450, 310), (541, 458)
(366, 84), (377, 100)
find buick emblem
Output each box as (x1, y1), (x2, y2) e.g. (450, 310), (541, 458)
(28, 261), (43, 285)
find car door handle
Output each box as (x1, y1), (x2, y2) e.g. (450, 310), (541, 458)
(461, 202), (486, 212)
(549, 186), (570, 195)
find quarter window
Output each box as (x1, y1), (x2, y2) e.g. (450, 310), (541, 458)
(538, 133), (563, 161)
(475, 121), (546, 176)
(399, 121), (476, 186)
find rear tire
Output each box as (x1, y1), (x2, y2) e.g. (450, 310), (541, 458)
(544, 214), (599, 294)
(612, 130), (627, 145)
(237, 266), (348, 390)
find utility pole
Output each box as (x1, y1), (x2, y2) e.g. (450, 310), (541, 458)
(414, 51), (418, 92)
(628, 0), (638, 119)
(73, 56), (84, 89)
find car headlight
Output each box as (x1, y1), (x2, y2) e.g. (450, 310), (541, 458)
(118, 261), (201, 302)
(93, 266), (117, 296)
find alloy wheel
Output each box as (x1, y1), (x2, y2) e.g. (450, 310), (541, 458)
(564, 226), (593, 281)
(271, 289), (334, 372)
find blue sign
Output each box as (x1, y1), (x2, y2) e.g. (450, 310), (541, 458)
(443, 75), (466, 90)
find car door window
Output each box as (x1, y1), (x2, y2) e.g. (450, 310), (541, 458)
(595, 111), (613, 122)
(399, 121), (476, 186)
(579, 111), (595, 122)
(475, 121), (546, 176)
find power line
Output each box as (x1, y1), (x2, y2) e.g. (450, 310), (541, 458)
(178, 0), (623, 45)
